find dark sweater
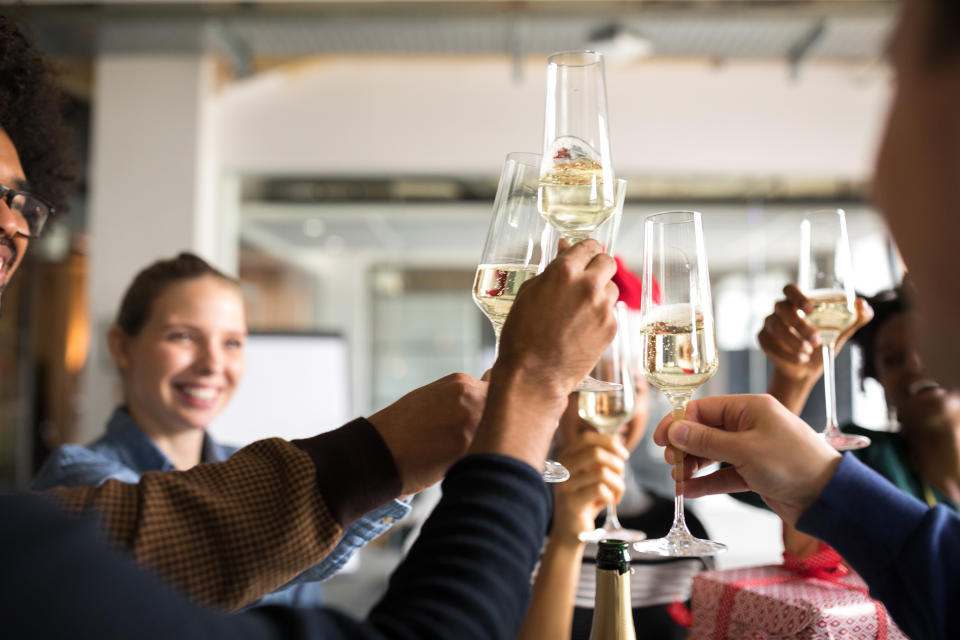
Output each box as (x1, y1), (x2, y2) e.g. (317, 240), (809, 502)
(2, 454), (550, 640)
(798, 453), (960, 640)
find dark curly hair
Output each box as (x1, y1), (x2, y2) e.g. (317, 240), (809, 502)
(116, 253), (240, 337)
(0, 16), (75, 215)
(850, 287), (912, 383)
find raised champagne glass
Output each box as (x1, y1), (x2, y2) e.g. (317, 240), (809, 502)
(634, 211), (725, 557)
(798, 209), (871, 451)
(538, 50), (616, 244)
(578, 302), (647, 544)
(537, 50), (622, 393)
(472, 152), (569, 482)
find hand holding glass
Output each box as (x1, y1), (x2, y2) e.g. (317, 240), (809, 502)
(634, 211), (725, 557)
(798, 209), (870, 451)
(578, 302), (647, 544)
(541, 178), (626, 393)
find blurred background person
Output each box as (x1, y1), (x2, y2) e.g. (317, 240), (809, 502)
(749, 283), (958, 556)
(759, 283), (959, 510)
(32, 252), (412, 607)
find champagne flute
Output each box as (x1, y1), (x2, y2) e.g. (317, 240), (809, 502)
(634, 211), (725, 557)
(578, 302), (647, 544)
(543, 178), (628, 393)
(472, 152), (569, 483)
(538, 50), (616, 243)
(537, 50), (623, 393)
(798, 209), (871, 451)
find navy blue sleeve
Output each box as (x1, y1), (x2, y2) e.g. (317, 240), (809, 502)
(3, 453), (549, 640)
(797, 454), (960, 640)
(364, 454), (550, 638)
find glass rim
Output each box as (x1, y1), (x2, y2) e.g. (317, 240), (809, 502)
(645, 210), (700, 225)
(547, 50), (603, 67)
(503, 151), (542, 167)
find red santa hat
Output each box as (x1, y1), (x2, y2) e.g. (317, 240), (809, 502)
(612, 255), (660, 309)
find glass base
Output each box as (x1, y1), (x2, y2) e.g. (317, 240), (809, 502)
(822, 432), (871, 451)
(543, 459), (570, 483)
(574, 375), (622, 392)
(579, 526), (646, 544)
(633, 528), (726, 558)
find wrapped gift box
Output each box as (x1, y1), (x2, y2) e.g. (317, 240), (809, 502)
(688, 565), (908, 640)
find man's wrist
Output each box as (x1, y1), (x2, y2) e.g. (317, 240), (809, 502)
(468, 364), (568, 467)
(788, 450), (843, 526)
(490, 353), (571, 407)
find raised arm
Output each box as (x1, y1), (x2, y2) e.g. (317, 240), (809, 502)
(45, 425), (386, 610)
(517, 426), (627, 640)
(8, 239), (618, 640)
(44, 373), (487, 611)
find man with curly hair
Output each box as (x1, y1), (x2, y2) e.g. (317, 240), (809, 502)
(0, 18), (498, 613)
(0, 15), (626, 639)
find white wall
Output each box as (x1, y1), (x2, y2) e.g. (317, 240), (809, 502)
(81, 52), (228, 442)
(219, 56), (890, 180)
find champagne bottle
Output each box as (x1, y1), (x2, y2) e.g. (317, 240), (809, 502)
(588, 540), (636, 640)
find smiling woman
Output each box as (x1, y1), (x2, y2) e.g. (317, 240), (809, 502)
(106, 257), (247, 470)
(31, 252), (412, 609)
(845, 287), (960, 510)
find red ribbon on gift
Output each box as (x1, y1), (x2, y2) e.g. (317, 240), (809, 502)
(668, 542), (889, 639)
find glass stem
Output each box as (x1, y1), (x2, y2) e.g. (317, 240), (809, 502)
(605, 499), (623, 532)
(668, 402), (691, 536)
(821, 341), (840, 437)
(492, 325), (503, 362)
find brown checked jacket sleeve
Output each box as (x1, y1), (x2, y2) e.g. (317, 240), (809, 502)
(44, 418), (401, 612)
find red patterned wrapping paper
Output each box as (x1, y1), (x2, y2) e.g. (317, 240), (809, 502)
(688, 566), (908, 640)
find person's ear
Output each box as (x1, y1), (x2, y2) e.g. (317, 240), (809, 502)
(107, 326), (132, 372)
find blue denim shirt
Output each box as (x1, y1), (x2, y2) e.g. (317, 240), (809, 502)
(32, 407), (411, 609)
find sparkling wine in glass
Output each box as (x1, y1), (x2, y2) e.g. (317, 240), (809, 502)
(634, 211), (725, 557)
(578, 302), (647, 544)
(799, 209), (870, 451)
(473, 152), (569, 483)
(538, 50), (616, 243)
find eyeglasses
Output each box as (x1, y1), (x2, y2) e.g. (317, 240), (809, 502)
(0, 183), (54, 238)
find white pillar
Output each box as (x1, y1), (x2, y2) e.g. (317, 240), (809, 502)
(80, 51), (232, 442)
